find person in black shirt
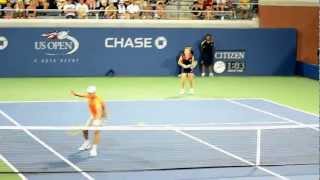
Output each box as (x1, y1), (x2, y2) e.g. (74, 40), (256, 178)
(200, 33), (215, 77)
(191, 1), (203, 20)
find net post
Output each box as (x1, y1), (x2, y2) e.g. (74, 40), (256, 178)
(256, 128), (262, 166)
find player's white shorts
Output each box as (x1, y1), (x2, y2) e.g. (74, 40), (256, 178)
(85, 118), (105, 127)
(216, 0), (226, 4)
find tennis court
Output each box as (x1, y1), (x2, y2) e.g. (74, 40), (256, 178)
(0, 96), (318, 180)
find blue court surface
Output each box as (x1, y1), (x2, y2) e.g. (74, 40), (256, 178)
(0, 99), (318, 180)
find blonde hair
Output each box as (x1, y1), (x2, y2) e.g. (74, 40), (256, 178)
(184, 47), (193, 54)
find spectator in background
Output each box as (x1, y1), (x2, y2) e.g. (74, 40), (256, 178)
(200, 33), (215, 77)
(215, 0), (225, 11)
(57, 0), (66, 10)
(111, 0), (118, 7)
(127, 0), (140, 19)
(63, 0), (76, 18)
(117, 0), (128, 19)
(76, 0), (89, 18)
(203, 0), (212, 9)
(9, 0), (17, 6)
(251, 0), (258, 16)
(48, 0), (58, 10)
(97, 0), (108, 17)
(3, 2), (14, 19)
(203, 5), (214, 20)
(141, 0), (152, 19)
(104, 2), (117, 18)
(154, 1), (165, 19)
(238, 0), (250, 19)
(124, 0), (129, 8)
(196, 0), (203, 8)
(0, 0), (7, 16)
(37, 0), (49, 16)
(14, 0), (25, 18)
(24, 0), (30, 8)
(86, 0), (96, 13)
(191, 1), (202, 20)
(26, 0), (37, 18)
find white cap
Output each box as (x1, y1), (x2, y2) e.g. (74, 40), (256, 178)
(87, 86), (96, 93)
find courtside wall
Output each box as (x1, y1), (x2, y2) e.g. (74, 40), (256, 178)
(0, 28), (296, 76)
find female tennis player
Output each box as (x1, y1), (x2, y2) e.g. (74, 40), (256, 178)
(178, 47), (197, 94)
(71, 86), (106, 157)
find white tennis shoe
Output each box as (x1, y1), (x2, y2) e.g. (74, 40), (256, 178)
(209, 72), (214, 77)
(189, 89), (194, 94)
(180, 89), (185, 95)
(201, 73), (206, 77)
(78, 141), (91, 151)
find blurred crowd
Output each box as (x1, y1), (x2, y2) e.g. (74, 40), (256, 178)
(0, 0), (257, 19)
(0, 0), (167, 19)
(191, 0), (257, 20)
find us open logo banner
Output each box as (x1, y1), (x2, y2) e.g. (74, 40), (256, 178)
(35, 31), (79, 55)
(213, 50), (246, 74)
(33, 31), (80, 64)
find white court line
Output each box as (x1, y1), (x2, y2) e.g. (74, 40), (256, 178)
(0, 153), (27, 180)
(0, 110), (95, 180)
(150, 121), (291, 127)
(0, 98), (264, 103)
(261, 98), (319, 117)
(0, 124), (318, 131)
(226, 99), (319, 131)
(174, 129), (289, 180)
(0, 98), (315, 117)
(255, 129), (261, 166)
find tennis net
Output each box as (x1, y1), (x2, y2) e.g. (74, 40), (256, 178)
(0, 124), (318, 173)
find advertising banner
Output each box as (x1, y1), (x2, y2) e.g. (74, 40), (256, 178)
(0, 28), (296, 76)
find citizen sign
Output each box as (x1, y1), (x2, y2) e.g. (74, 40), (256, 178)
(215, 51), (245, 60)
(105, 36), (167, 49)
(214, 50), (246, 74)
(34, 31), (79, 55)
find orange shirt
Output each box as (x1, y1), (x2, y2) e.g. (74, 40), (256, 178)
(87, 95), (105, 119)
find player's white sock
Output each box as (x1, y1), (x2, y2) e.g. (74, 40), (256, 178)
(78, 140), (91, 151)
(90, 145), (98, 157)
(201, 73), (206, 77)
(209, 72), (214, 77)
(180, 89), (185, 95)
(189, 88), (194, 94)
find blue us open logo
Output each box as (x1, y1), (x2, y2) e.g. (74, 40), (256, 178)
(34, 31), (79, 56)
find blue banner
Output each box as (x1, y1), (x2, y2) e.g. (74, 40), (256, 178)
(0, 28), (296, 76)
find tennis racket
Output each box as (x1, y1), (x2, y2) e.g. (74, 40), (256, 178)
(66, 118), (91, 136)
(191, 61), (198, 69)
(67, 128), (83, 136)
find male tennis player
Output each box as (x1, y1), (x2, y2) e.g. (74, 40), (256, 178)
(71, 86), (106, 157)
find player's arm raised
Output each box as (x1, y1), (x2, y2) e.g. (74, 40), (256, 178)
(71, 90), (88, 98)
